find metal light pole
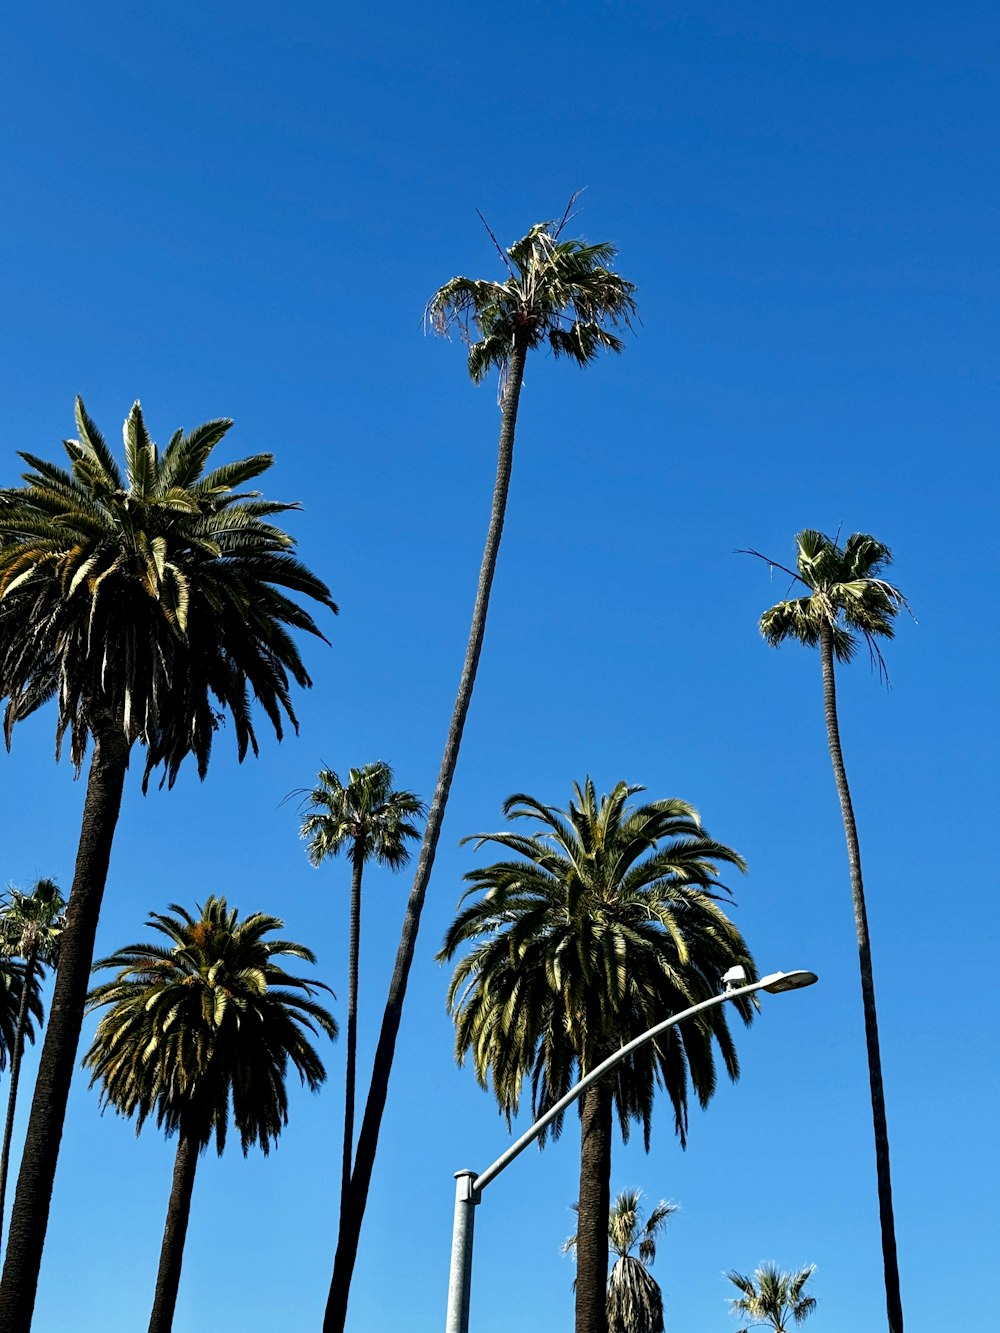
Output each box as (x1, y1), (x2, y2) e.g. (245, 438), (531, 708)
(444, 968), (818, 1333)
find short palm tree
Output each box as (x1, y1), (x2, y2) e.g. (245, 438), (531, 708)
(326, 205), (637, 1332)
(565, 1189), (678, 1333)
(85, 897), (337, 1333)
(0, 399), (336, 1325)
(727, 1262), (817, 1333)
(439, 779), (756, 1333)
(0, 879), (65, 1257)
(298, 763), (424, 1208)
(752, 529), (907, 1333)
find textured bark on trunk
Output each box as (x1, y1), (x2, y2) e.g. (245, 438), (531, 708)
(0, 949), (38, 1262)
(575, 1082), (612, 1333)
(341, 845), (365, 1210)
(147, 1131), (199, 1333)
(0, 722), (130, 1333)
(323, 335), (530, 1333)
(820, 623), (903, 1333)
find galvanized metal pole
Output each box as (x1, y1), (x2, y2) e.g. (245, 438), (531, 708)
(445, 1169), (480, 1333)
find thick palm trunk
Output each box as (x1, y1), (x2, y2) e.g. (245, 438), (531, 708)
(0, 722), (130, 1332)
(575, 1082), (612, 1333)
(323, 335), (530, 1332)
(0, 949), (39, 1261)
(147, 1130), (199, 1333)
(341, 847), (364, 1209)
(819, 623), (903, 1333)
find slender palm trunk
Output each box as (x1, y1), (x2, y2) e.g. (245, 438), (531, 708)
(820, 623), (903, 1333)
(341, 846), (364, 1209)
(0, 722), (130, 1332)
(323, 335), (530, 1332)
(147, 1130), (199, 1333)
(0, 949), (38, 1261)
(575, 1082), (612, 1333)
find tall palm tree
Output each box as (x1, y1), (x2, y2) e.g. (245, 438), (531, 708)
(0, 398), (336, 1327)
(565, 1189), (678, 1333)
(84, 897), (337, 1333)
(325, 203), (637, 1332)
(726, 1262), (817, 1333)
(752, 529), (907, 1333)
(439, 779), (756, 1333)
(298, 763), (424, 1210)
(0, 880), (65, 1257)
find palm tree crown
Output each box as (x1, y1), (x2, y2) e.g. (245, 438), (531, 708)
(85, 896), (337, 1154)
(0, 879), (65, 973)
(0, 397), (337, 787)
(727, 1262), (817, 1333)
(426, 199), (638, 386)
(440, 779), (756, 1146)
(753, 529), (906, 674)
(565, 1189), (678, 1333)
(300, 763), (425, 870)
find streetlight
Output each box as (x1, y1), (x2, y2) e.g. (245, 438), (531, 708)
(444, 968), (818, 1333)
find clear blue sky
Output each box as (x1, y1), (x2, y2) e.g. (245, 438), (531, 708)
(1, 2), (997, 1330)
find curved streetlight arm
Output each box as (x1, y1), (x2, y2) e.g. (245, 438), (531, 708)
(445, 968), (816, 1333)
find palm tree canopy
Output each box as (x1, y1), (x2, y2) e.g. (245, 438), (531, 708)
(426, 200), (638, 385)
(727, 1262), (817, 1333)
(84, 896), (337, 1155)
(299, 762), (425, 870)
(0, 878), (66, 968)
(752, 529), (907, 672)
(439, 779), (757, 1149)
(0, 962), (44, 1070)
(564, 1190), (677, 1333)
(0, 398), (337, 788)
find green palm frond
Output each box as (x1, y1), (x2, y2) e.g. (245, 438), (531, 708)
(85, 896), (337, 1156)
(0, 397), (337, 788)
(750, 529), (908, 679)
(727, 1262), (817, 1332)
(439, 779), (755, 1148)
(426, 206), (637, 385)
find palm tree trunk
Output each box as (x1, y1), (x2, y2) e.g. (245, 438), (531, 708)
(575, 1082), (612, 1333)
(323, 334), (530, 1333)
(0, 721), (130, 1332)
(819, 623), (903, 1333)
(0, 948), (38, 1262)
(341, 846), (364, 1209)
(147, 1130), (199, 1333)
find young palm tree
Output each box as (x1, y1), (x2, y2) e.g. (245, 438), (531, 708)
(0, 880), (65, 1257)
(439, 779), (756, 1333)
(752, 529), (907, 1333)
(298, 763), (424, 1210)
(0, 399), (336, 1326)
(325, 204), (637, 1332)
(727, 1262), (817, 1333)
(565, 1189), (678, 1333)
(85, 897), (337, 1333)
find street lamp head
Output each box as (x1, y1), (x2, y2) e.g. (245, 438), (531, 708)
(759, 969), (819, 994)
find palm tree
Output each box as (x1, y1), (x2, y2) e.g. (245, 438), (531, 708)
(439, 779), (756, 1333)
(752, 528), (907, 1333)
(565, 1189), (678, 1333)
(298, 763), (424, 1209)
(84, 897), (337, 1333)
(0, 398), (336, 1326)
(325, 203), (637, 1332)
(0, 880), (65, 1257)
(727, 1262), (817, 1333)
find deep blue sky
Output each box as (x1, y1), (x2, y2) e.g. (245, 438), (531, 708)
(1, 3), (997, 1330)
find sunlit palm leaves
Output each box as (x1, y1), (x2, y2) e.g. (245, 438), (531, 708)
(565, 1189), (678, 1333)
(0, 398), (337, 787)
(85, 896), (337, 1155)
(439, 779), (756, 1148)
(727, 1262), (817, 1333)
